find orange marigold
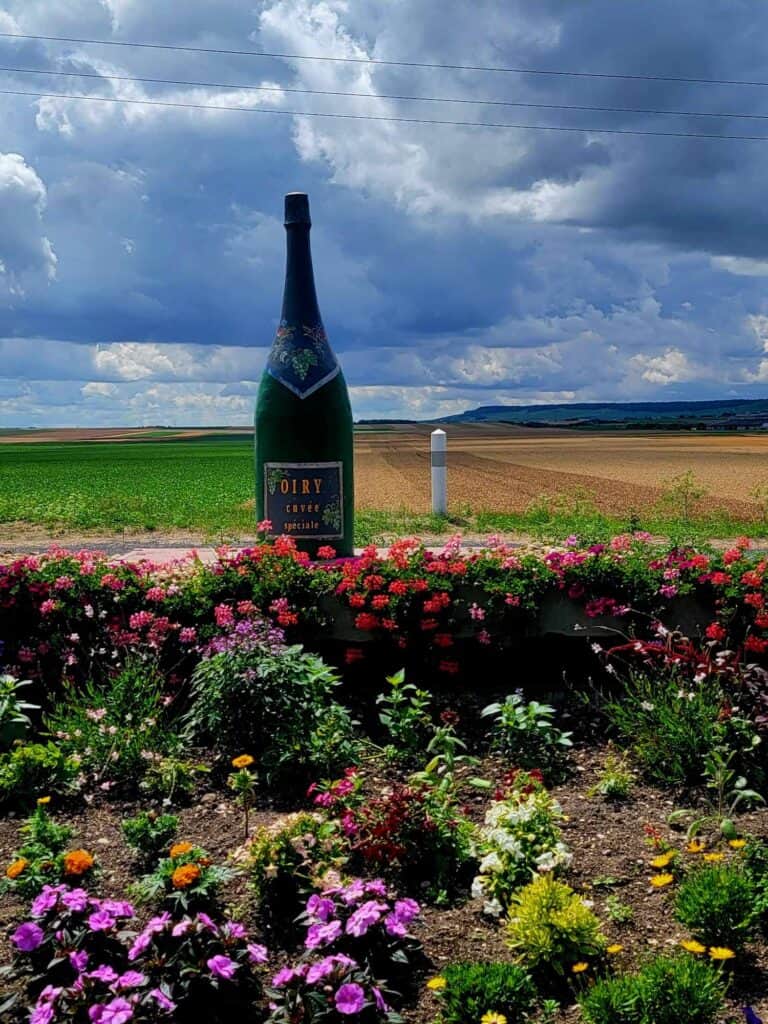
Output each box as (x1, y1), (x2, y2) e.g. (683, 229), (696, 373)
(63, 849), (94, 876)
(231, 754), (255, 769)
(172, 863), (201, 889)
(6, 858), (28, 879)
(170, 842), (195, 859)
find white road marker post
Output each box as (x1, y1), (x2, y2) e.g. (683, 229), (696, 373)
(431, 428), (447, 517)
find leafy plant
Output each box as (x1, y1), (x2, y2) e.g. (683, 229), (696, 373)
(603, 668), (724, 786)
(0, 741), (79, 809)
(604, 894), (634, 925)
(472, 771), (571, 917)
(228, 754), (257, 838)
(45, 658), (176, 792)
(267, 955), (396, 1024)
(505, 874), (606, 979)
(140, 754), (209, 802)
(579, 953), (727, 1024)
(670, 745), (764, 839)
(656, 470), (706, 526)
(0, 674), (38, 750)
(410, 713), (482, 801)
(433, 962), (536, 1024)
(1, 801), (73, 899)
(589, 749), (634, 801)
(375, 669), (432, 759)
(185, 643), (358, 789)
(121, 810), (180, 866)
(482, 692), (572, 778)
(131, 842), (236, 913)
(674, 862), (758, 948)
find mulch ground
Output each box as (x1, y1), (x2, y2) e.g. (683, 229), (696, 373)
(1, 745), (767, 1022)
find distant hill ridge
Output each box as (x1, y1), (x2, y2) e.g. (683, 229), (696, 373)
(434, 398), (768, 426)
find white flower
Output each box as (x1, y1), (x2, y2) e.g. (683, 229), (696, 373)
(536, 851), (558, 872)
(479, 852), (503, 874)
(471, 876), (486, 900)
(483, 898), (503, 918)
(641, 701), (655, 711)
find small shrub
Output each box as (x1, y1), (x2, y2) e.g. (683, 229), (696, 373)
(131, 842), (236, 913)
(1, 801), (73, 899)
(589, 749), (634, 801)
(0, 673), (38, 749)
(122, 810), (180, 866)
(482, 693), (572, 778)
(45, 658), (176, 792)
(472, 771), (571, 917)
(0, 741), (79, 808)
(434, 962), (537, 1024)
(506, 874), (606, 978)
(580, 954), (727, 1024)
(674, 862), (758, 948)
(603, 669), (723, 785)
(140, 754), (208, 802)
(605, 894), (634, 925)
(185, 642), (358, 789)
(376, 669), (432, 759)
(248, 812), (349, 939)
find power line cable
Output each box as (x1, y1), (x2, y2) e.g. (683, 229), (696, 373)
(1, 30), (768, 89)
(4, 86), (768, 140)
(2, 63), (768, 120)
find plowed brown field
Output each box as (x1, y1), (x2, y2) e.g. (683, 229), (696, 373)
(354, 424), (768, 516)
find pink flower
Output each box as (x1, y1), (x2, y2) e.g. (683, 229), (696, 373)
(179, 627), (197, 644)
(207, 954), (238, 980)
(40, 599), (57, 616)
(247, 943), (268, 964)
(469, 603), (485, 621)
(11, 922), (44, 951)
(256, 519), (273, 533)
(305, 920), (343, 949)
(149, 989), (176, 1013)
(335, 983), (366, 1015)
(145, 587), (166, 602)
(214, 604), (235, 627)
(88, 997), (134, 1024)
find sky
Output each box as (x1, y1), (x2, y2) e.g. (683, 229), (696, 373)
(2, 0), (768, 426)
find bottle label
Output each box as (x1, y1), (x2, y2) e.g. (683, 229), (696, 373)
(264, 461), (344, 539)
(267, 320), (340, 399)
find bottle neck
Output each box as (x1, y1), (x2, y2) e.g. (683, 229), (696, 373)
(281, 224), (322, 325)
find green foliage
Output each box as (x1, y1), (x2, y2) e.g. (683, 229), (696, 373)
(579, 954), (727, 1024)
(604, 894), (634, 925)
(45, 658), (176, 791)
(185, 644), (358, 789)
(671, 744), (764, 839)
(122, 810), (180, 866)
(674, 862), (758, 948)
(376, 669), (432, 759)
(482, 693), (572, 777)
(140, 755), (208, 803)
(0, 674), (38, 750)
(589, 750), (634, 801)
(248, 812), (348, 937)
(0, 741), (79, 808)
(131, 842), (236, 913)
(0, 802), (73, 898)
(655, 470), (706, 526)
(603, 669), (723, 785)
(472, 773), (571, 917)
(505, 875), (606, 978)
(435, 962), (536, 1024)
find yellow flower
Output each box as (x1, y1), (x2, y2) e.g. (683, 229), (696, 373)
(680, 939), (707, 954)
(481, 1014), (507, 1024)
(6, 858), (28, 879)
(650, 873), (675, 888)
(686, 840), (705, 854)
(650, 851), (675, 869)
(728, 839), (747, 850)
(232, 754), (255, 769)
(708, 946), (735, 961)
(606, 944), (623, 955)
(571, 962), (589, 973)
(703, 852), (724, 863)
(427, 977), (446, 991)
(37, 796), (51, 805)
(169, 842), (194, 859)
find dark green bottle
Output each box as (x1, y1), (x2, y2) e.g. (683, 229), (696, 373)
(254, 192), (354, 557)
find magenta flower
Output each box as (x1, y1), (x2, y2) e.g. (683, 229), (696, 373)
(99, 899), (135, 918)
(115, 971), (146, 990)
(61, 888), (89, 912)
(247, 942), (268, 964)
(88, 997), (134, 1024)
(88, 965), (119, 984)
(346, 900), (388, 937)
(271, 966), (297, 987)
(222, 920), (248, 940)
(11, 922), (44, 952)
(335, 983), (366, 1015)
(305, 920), (343, 949)
(372, 987), (389, 1012)
(31, 885), (64, 916)
(306, 894), (336, 922)
(30, 1005), (55, 1024)
(150, 989), (177, 1013)
(69, 950), (89, 973)
(207, 955), (238, 980)
(88, 910), (116, 932)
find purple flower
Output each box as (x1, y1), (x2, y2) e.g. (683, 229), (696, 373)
(61, 888), (89, 912)
(30, 1005), (55, 1024)
(363, 880), (388, 898)
(340, 880), (365, 905)
(384, 913), (407, 937)
(306, 894), (336, 922)
(128, 932), (152, 961)
(394, 897), (419, 922)
(247, 943), (268, 964)
(305, 920), (343, 949)
(196, 912), (218, 932)
(306, 958), (338, 984)
(100, 900), (135, 919)
(207, 955), (238, 980)
(31, 886), (63, 917)
(88, 997), (134, 1024)
(38, 986), (62, 1004)
(372, 987), (389, 1012)
(335, 983), (366, 1015)
(271, 966), (297, 988)
(115, 971), (146, 990)
(88, 910), (116, 932)
(11, 922), (44, 952)
(89, 965), (119, 984)
(172, 920), (192, 937)
(69, 950), (89, 973)
(743, 1010), (763, 1024)
(146, 912), (171, 933)
(346, 901), (387, 938)
(150, 989), (177, 1013)
(223, 920), (248, 940)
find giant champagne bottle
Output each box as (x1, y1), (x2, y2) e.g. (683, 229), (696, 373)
(254, 192), (354, 557)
